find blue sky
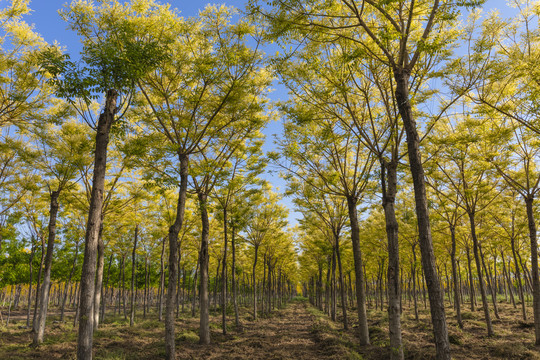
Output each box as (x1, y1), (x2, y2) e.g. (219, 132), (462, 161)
(26, 0), (511, 227)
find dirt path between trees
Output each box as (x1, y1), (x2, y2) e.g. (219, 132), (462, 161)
(177, 301), (349, 360)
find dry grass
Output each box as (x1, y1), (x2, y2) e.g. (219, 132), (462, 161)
(0, 299), (539, 359)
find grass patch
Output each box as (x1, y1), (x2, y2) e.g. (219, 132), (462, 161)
(177, 330), (199, 343)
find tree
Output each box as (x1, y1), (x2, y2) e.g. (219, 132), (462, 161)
(21, 119), (89, 345)
(132, 5), (271, 354)
(252, 1), (487, 356)
(40, 1), (170, 357)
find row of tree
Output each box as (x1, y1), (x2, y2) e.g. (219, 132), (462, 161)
(0, 1), (299, 359)
(254, 0), (540, 359)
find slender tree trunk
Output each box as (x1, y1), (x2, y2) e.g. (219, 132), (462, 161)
(130, 225), (139, 326)
(122, 256), (127, 320)
(381, 161), (403, 360)
(33, 235), (46, 332)
(232, 225), (240, 328)
(222, 207), (228, 335)
(525, 196), (540, 344)
(501, 251), (516, 309)
(192, 261), (199, 317)
(450, 228), (463, 328)
(479, 243), (499, 320)
(93, 224), (105, 330)
(144, 257), (148, 318)
(159, 237), (166, 322)
(468, 212), (493, 336)
(335, 235), (348, 330)
(33, 190), (61, 345)
(61, 241), (80, 322)
(198, 191), (211, 345)
(165, 154), (189, 359)
(466, 246), (475, 311)
(394, 69), (450, 359)
(252, 244), (259, 321)
(77, 89), (118, 360)
(100, 254), (113, 324)
(345, 195), (370, 345)
(27, 242), (35, 328)
(331, 248), (336, 321)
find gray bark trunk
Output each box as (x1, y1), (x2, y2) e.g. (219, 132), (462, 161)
(130, 224), (138, 326)
(381, 162), (403, 360)
(33, 190), (60, 345)
(525, 196), (540, 344)
(345, 195), (370, 345)
(394, 69), (450, 359)
(77, 90), (117, 360)
(198, 191), (211, 344)
(165, 154), (189, 359)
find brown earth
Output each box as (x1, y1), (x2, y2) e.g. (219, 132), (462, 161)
(1, 298), (540, 359)
(0, 299), (357, 360)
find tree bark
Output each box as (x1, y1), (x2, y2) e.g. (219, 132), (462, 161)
(345, 195), (370, 345)
(394, 69), (450, 359)
(381, 161), (403, 360)
(450, 228), (463, 328)
(252, 243), (259, 321)
(232, 225), (240, 328)
(61, 241), (80, 322)
(198, 191), (211, 345)
(525, 196), (540, 344)
(77, 89), (117, 360)
(32, 234), (46, 332)
(130, 224), (138, 327)
(159, 236), (166, 322)
(93, 224), (105, 330)
(27, 241), (35, 328)
(222, 207), (228, 335)
(100, 254), (113, 324)
(468, 212), (493, 336)
(33, 190), (60, 345)
(165, 153), (189, 360)
(335, 235), (348, 330)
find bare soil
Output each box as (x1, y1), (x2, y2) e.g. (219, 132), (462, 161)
(1, 298), (540, 359)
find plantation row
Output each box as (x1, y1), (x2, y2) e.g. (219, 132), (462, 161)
(1, 0), (540, 359)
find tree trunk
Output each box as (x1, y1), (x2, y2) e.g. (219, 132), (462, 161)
(33, 234), (46, 332)
(27, 241), (35, 328)
(165, 154), (189, 360)
(198, 191), (211, 345)
(501, 251), (517, 309)
(232, 225), (240, 328)
(33, 190), (60, 345)
(331, 248), (336, 322)
(192, 261), (199, 318)
(335, 235), (348, 330)
(61, 241), (80, 322)
(93, 224), (105, 330)
(100, 254), (113, 324)
(479, 243), (499, 319)
(77, 89), (118, 360)
(222, 207), (228, 335)
(159, 237), (166, 322)
(381, 161), (403, 360)
(130, 225), (139, 327)
(345, 195), (370, 345)
(252, 244), (259, 321)
(394, 69), (450, 359)
(468, 212), (493, 336)
(466, 246), (475, 311)
(525, 196), (540, 344)
(450, 228), (463, 328)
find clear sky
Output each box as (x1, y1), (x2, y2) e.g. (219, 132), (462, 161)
(25, 0), (511, 228)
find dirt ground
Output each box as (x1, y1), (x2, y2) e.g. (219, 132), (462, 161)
(1, 298), (540, 359)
